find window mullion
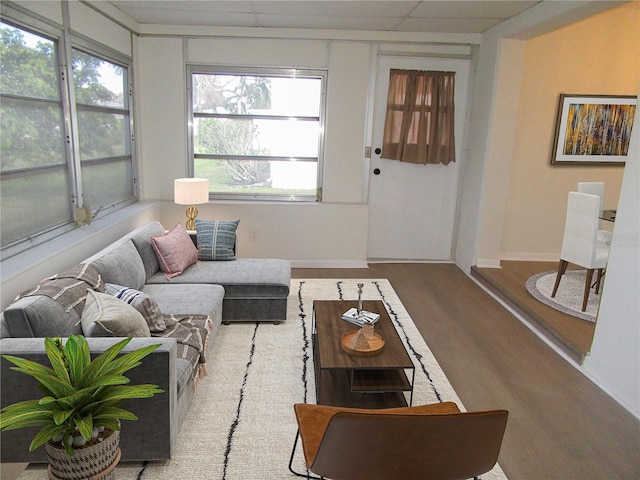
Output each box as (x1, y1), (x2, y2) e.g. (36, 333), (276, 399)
(193, 112), (320, 122)
(59, 17), (83, 213)
(195, 154), (318, 162)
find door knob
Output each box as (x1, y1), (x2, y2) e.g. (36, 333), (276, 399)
(374, 148), (382, 155)
(373, 168), (381, 175)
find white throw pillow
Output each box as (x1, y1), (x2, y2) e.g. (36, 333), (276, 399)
(81, 289), (151, 337)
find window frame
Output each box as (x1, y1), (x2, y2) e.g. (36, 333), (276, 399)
(187, 65), (326, 202)
(69, 40), (137, 211)
(0, 8), (137, 259)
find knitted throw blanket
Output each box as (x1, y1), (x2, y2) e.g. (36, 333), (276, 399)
(15, 263), (105, 317)
(154, 313), (214, 381)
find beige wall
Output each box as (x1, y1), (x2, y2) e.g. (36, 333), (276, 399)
(501, 2), (639, 260)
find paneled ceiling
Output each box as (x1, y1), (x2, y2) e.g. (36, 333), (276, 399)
(109, 1), (542, 33)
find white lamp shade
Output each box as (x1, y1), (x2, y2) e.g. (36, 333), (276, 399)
(174, 178), (209, 205)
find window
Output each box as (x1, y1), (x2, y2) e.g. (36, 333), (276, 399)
(0, 15), (136, 258)
(189, 67), (326, 201)
(1, 22), (70, 247)
(72, 48), (134, 210)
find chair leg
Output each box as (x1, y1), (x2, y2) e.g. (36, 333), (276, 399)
(288, 430), (323, 480)
(551, 260), (568, 298)
(594, 269), (605, 294)
(583, 269), (595, 312)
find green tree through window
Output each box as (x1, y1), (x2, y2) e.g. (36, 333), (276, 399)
(1, 19), (135, 256)
(190, 69), (325, 200)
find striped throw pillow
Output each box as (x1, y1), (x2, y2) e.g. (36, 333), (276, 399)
(195, 219), (239, 261)
(105, 283), (166, 332)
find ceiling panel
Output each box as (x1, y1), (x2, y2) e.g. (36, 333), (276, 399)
(256, 14), (400, 31)
(109, 0), (543, 33)
(411, 1), (539, 19)
(397, 17), (504, 33)
(252, 1), (420, 17)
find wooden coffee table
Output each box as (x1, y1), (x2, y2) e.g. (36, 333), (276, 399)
(312, 300), (415, 408)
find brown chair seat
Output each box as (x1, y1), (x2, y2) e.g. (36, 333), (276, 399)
(290, 402), (508, 480)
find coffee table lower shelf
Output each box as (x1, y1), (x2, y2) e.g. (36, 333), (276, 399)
(314, 335), (414, 408)
(349, 369), (412, 392)
(316, 368), (409, 408)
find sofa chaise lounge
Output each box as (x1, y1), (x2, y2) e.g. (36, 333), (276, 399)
(0, 221), (291, 463)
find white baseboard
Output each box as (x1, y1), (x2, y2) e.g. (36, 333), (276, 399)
(500, 252), (559, 262)
(368, 259), (455, 264)
(476, 259), (502, 268)
(476, 253), (560, 268)
(290, 260), (369, 269)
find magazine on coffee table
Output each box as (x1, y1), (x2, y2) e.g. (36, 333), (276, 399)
(342, 308), (380, 326)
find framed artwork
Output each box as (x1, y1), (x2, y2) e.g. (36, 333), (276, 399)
(551, 94), (636, 165)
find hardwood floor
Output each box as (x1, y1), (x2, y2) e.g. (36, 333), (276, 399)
(471, 260), (596, 362)
(293, 263), (640, 480)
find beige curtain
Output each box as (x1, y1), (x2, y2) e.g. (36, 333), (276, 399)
(381, 69), (456, 165)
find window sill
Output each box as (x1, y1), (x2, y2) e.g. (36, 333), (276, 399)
(1, 202), (157, 309)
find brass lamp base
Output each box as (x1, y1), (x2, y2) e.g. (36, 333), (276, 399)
(185, 205), (198, 231)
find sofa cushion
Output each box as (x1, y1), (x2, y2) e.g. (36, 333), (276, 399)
(195, 219), (239, 261)
(146, 259), (291, 298)
(91, 240), (146, 291)
(142, 283), (224, 320)
(105, 283), (166, 332)
(151, 223), (198, 279)
(130, 222), (166, 281)
(81, 290), (151, 337)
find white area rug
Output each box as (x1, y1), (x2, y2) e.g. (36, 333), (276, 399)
(526, 270), (599, 322)
(19, 279), (507, 480)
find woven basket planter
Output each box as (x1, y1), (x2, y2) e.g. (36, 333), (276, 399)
(45, 428), (121, 480)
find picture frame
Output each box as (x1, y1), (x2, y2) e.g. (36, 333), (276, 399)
(551, 94), (637, 165)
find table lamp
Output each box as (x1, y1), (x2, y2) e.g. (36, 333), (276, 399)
(174, 178), (209, 230)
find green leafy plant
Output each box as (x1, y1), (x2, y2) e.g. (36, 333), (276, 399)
(0, 335), (163, 456)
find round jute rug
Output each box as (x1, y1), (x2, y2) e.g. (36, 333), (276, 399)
(525, 270), (599, 322)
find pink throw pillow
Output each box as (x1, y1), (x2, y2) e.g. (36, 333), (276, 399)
(151, 223), (198, 279)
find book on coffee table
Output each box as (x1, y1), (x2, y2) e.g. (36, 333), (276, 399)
(342, 308), (380, 326)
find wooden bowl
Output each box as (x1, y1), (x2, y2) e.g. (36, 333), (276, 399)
(341, 330), (385, 356)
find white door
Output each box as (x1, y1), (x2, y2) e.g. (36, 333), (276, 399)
(367, 56), (471, 260)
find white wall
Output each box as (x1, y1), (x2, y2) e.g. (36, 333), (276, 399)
(134, 33), (469, 265)
(134, 36), (187, 199)
(135, 35), (373, 265)
(583, 84), (640, 417)
(161, 202), (369, 266)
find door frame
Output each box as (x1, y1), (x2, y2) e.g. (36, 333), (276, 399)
(364, 46), (477, 262)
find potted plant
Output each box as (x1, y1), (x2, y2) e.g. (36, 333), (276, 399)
(0, 335), (163, 480)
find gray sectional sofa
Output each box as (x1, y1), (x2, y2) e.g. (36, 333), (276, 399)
(0, 221), (290, 463)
